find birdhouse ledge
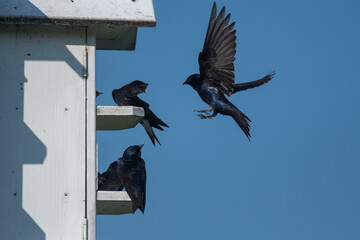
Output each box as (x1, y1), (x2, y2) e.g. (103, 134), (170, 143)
(97, 191), (132, 215)
(96, 106), (144, 131)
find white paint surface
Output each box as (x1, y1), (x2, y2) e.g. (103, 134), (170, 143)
(86, 30), (97, 240)
(0, 24), (88, 240)
(0, 0), (155, 27)
(0, 1), (153, 237)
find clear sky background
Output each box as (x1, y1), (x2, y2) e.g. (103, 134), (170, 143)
(96, 0), (360, 239)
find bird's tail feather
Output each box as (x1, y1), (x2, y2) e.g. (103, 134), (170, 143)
(233, 71), (275, 93)
(230, 107), (251, 141)
(131, 201), (145, 214)
(138, 205), (145, 214)
(141, 119), (161, 146)
(147, 108), (169, 129)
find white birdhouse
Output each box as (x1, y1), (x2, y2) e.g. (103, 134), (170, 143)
(0, 1), (155, 239)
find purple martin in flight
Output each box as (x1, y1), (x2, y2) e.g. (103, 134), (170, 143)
(117, 144), (146, 214)
(183, 2), (274, 140)
(112, 80), (169, 146)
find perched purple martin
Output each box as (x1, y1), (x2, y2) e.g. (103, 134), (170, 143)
(112, 80), (169, 146)
(183, 2), (274, 140)
(117, 144), (146, 214)
(98, 161), (123, 191)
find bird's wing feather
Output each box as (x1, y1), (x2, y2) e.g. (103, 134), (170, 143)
(234, 72), (275, 92)
(132, 96), (150, 108)
(145, 108), (169, 130)
(127, 160), (146, 213)
(133, 96), (169, 129)
(199, 2), (236, 96)
(138, 159), (146, 213)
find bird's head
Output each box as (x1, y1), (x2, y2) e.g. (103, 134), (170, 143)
(107, 161), (119, 171)
(129, 80), (149, 94)
(122, 144), (144, 162)
(183, 74), (200, 89)
(112, 80), (149, 100)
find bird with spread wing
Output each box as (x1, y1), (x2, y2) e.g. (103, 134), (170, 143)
(183, 2), (275, 140)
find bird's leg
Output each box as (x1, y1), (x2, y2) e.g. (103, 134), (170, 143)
(194, 106), (213, 114)
(197, 110), (218, 119)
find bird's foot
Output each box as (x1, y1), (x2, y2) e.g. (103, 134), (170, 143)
(194, 106), (214, 113)
(194, 109), (211, 113)
(197, 114), (213, 119)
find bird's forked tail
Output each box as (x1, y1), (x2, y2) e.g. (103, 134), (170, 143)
(140, 119), (161, 146)
(230, 107), (252, 141)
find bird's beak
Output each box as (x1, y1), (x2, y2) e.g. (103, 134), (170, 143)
(96, 91), (103, 96)
(138, 144), (144, 149)
(141, 84), (149, 93)
(183, 79), (189, 85)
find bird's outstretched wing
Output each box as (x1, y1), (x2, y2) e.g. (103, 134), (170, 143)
(199, 2), (236, 96)
(234, 72), (275, 93)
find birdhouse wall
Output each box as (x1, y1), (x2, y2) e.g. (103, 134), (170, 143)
(0, 24), (96, 240)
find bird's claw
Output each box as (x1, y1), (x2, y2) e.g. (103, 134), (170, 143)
(194, 109), (211, 113)
(197, 114), (212, 119)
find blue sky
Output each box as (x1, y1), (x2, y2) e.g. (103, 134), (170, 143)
(96, 0), (360, 239)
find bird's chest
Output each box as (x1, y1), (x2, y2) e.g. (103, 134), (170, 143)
(198, 86), (220, 106)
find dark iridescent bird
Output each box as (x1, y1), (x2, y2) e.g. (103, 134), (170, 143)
(96, 91), (103, 97)
(117, 144), (146, 214)
(183, 2), (275, 140)
(112, 80), (169, 146)
(98, 161), (123, 191)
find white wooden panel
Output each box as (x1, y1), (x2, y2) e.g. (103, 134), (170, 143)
(97, 191), (132, 215)
(0, 24), (87, 240)
(0, 0), (156, 27)
(86, 30), (97, 240)
(0, 24), (43, 239)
